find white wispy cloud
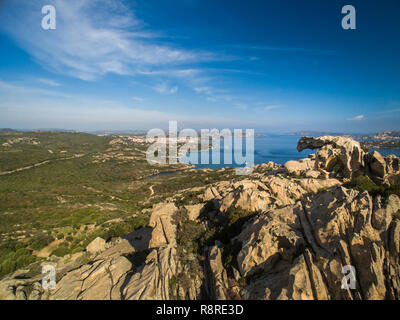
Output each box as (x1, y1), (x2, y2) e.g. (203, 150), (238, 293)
(347, 115), (365, 121)
(235, 103), (248, 110)
(0, 80), (70, 98)
(0, 93), (246, 130)
(0, 0), (212, 81)
(37, 78), (61, 87)
(153, 83), (178, 94)
(132, 97), (144, 102)
(192, 86), (235, 103)
(194, 87), (214, 95)
(138, 69), (201, 79)
(264, 105), (281, 111)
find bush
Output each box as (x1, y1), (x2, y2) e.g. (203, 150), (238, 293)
(100, 215), (149, 241)
(30, 234), (54, 251)
(56, 233), (64, 240)
(172, 207), (204, 293)
(15, 254), (36, 269)
(199, 207), (255, 270)
(175, 191), (202, 207)
(0, 245), (37, 278)
(52, 244), (70, 257)
(71, 246), (84, 254)
(344, 176), (400, 198)
(221, 240), (242, 270)
(346, 176), (384, 196)
(0, 259), (16, 278)
(169, 275), (177, 290)
(331, 163), (342, 173)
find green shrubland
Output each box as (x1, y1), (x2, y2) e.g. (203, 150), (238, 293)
(0, 131), (237, 279)
(344, 175), (400, 197)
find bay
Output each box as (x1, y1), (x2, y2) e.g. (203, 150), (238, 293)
(180, 134), (400, 169)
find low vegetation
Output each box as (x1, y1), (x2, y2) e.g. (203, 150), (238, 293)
(0, 131), (235, 279)
(199, 206), (255, 271)
(344, 175), (400, 198)
(172, 197), (256, 287)
(172, 207), (204, 298)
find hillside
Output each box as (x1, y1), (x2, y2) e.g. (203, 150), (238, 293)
(0, 131), (236, 279)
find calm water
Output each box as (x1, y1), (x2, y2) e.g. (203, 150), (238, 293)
(180, 134), (312, 169)
(179, 134), (400, 169)
(371, 148), (400, 157)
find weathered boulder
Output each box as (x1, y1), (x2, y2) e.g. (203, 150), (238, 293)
(235, 204), (306, 277)
(296, 136), (400, 185)
(297, 136), (366, 179)
(386, 155), (400, 174)
(122, 245), (202, 300)
(384, 155), (400, 185)
(255, 161), (281, 172)
(240, 253), (317, 300)
(0, 279), (27, 300)
(185, 203), (205, 221)
(306, 170), (323, 179)
(202, 186), (222, 202)
(284, 158), (315, 175)
(51, 239), (135, 300)
(369, 151), (386, 178)
(235, 186), (400, 300)
(86, 237), (106, 255)
(51, 255), (132, 300)
(148, 202), (178, 248)
(204, 245), (230, 300)
(215, 176), (340, 213)
(122, 245), (177, 299)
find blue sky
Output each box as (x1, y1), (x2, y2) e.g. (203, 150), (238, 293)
(0, 0), (399, 133)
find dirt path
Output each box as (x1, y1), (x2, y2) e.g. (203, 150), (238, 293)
(35, 239), (63, 258)
(0, 154), (85, 176)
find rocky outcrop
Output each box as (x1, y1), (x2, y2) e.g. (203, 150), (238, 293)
(236, 187), (400, 300)
(122, 245), (179, 300)
(296, 135), (400, 185)
(148, 202), (178, 248)
(368, 151), (386, 179)
(1, 136), (399, 300)
(53, 254), (132, 300)
(204, 245), (230, 300)
(205, 176), (340, 213)
(86, 237), (106, 255)
(185, 203), (205, 221)
(384, 155), (400, 185)
(284, 158), (315, 175)
(297, 136), (366, 179)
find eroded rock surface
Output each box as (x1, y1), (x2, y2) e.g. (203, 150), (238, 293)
(296, 135), (400, 185)
(237, 187), (400, 300)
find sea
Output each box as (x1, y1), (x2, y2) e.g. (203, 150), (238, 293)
(179, 134), (400, 169)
